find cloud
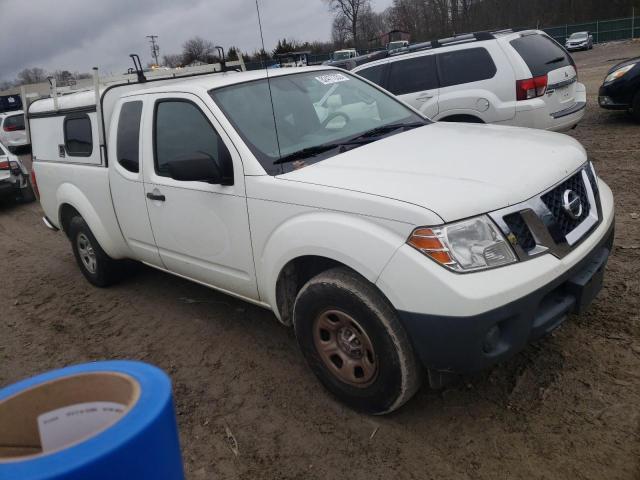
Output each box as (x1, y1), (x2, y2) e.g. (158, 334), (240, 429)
(0, 0), (392, 82)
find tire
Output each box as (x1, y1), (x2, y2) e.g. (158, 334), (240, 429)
(19, 176), (35, 203)
(631, 91), (640, 124)
(293, 267), (423, 414)
(68, 216), (122, 287)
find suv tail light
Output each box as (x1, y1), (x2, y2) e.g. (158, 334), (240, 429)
(0, 160), (9, 170)
(30, 169), (40, 199)
(516, 75), (548, 101)
(3, 124), (22, 132)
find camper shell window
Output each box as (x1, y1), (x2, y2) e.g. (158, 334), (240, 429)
(64, 113), (93, 157)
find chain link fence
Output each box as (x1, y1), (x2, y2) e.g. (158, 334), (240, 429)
(544, 15), (640, 44)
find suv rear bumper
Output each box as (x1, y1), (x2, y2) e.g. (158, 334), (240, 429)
(506, 82), (587, 131)
(396, 223), (613, 373)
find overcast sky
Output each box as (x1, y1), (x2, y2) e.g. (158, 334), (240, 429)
(0, 0), (392, 82)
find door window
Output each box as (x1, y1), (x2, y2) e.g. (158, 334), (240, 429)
(357, 64), (388, 88)
(387, 55), (439, 95)
(437, 48), (497, 87)
(154, 100), (231, 180)
(116, 101), (143, 173)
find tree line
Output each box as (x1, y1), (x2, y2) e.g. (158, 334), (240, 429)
(326, 0), (639, 49)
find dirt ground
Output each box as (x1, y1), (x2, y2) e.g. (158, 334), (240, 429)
(1, 40), (640, 480)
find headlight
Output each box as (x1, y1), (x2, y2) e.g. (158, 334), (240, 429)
(604, 64), (635, 84)
(407, 216), (517, 273)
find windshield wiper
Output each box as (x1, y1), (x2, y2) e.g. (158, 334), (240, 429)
(354, 121), (426, 140)
(546, 56), (566, 65)
(273, 122), (426, 165)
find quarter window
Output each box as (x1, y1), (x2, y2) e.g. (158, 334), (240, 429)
(387, 55), (439, 95)
(437, 48), (497, 87)
(117, 101), (143, 173)
(64, 114), (93, 157)
(154, 100), (231, 180)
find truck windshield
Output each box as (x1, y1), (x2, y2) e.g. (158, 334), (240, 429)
(569, 33), (587, 40)
(210, 70), (427, 174)
(333, 51), (352, 60)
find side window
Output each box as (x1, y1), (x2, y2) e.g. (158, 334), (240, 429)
(64, 114), (93, 157)
(437, 48), (497, 88)
(117, 101), (143, 173)
(154, 100), (232, 181)
(357, 64), (388, 88)
(387, 55), (439, 95)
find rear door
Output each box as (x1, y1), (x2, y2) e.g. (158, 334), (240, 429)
(509, 34), (579, 115)
(108, 97), (163, 267)
(386, 54), (440, 119)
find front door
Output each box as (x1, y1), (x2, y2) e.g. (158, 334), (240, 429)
(142, 93), (259, 300)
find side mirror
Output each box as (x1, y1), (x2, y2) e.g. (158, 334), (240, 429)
(166, 152), (223, 184)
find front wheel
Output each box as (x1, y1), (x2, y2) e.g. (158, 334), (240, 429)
(293, 267), (423, 414)
(68, 216), (123, 287)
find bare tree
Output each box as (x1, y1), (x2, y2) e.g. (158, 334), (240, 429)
(324, 0), (370, 48)
(16, 67), (47, 85)
(162, 53), (183, 68)
(331, 14), (352, 47)
(181, 36), (217, 65)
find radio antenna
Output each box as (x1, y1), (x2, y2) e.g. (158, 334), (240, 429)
(254, 0), (282, 167)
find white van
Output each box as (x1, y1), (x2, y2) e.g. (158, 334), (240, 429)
(354, 30), (586, 131)
(0, 110), (29, 152)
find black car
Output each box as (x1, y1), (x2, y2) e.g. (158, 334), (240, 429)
(598, 56), (640, 122)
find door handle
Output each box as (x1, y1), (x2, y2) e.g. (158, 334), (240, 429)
(416, 94), (434, 102)
(146, 192), (166, 202)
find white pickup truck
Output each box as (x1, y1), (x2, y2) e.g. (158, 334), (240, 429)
(30, 66), (615, 414)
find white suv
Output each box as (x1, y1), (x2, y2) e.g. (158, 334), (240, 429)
(0, 110), (29, 152)
(353, 30), (586, 131)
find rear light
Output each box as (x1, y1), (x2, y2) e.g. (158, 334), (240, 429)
(30, 169), (40, 199)
(0, 160), (9, 170)
(3, 124), (22, 132)
(516, 75), (548, 101)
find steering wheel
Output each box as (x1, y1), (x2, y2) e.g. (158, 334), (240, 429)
(322, 111), (350, 130)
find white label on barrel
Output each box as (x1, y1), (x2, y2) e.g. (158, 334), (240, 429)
(37, 402), (126, 452)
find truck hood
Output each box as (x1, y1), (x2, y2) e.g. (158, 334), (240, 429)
(279, 122), (587, 222)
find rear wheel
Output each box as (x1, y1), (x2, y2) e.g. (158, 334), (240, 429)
(293, 267), (422, 414)
(68, 216), (123, 287)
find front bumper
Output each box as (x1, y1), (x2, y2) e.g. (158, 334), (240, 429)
(397, 224), (613, 373)
(376, 179), (615, 373)
(598, 80), (635, 110)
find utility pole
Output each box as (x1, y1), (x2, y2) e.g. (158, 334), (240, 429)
(146, 35), (160, 66)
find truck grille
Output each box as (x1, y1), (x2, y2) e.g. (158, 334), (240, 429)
(490, 165), (600, 261)
(541, 171), (591, 242)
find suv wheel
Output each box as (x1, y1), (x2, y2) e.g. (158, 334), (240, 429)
(68, 216), (122, 287)
(293, 267), (422, 414)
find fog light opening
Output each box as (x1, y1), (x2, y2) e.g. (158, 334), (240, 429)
(482, 325), (501, 354)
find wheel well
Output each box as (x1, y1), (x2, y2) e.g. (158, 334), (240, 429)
(59, 204), (81, 238)
(275, 256), (345, 326)
(439, 114), (485, 124)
